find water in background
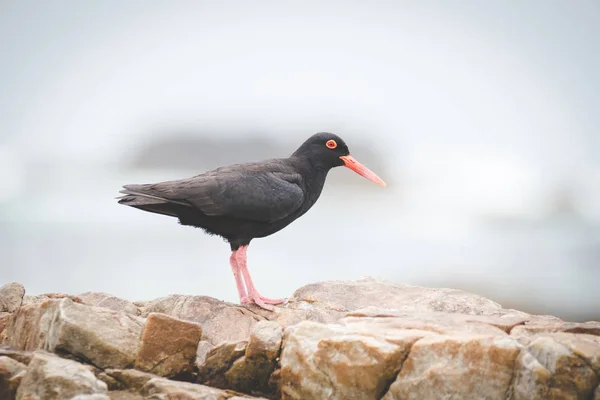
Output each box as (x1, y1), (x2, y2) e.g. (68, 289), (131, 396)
(1, 1), (599, 321)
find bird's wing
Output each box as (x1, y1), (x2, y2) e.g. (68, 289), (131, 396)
(121, 170), (304, 223)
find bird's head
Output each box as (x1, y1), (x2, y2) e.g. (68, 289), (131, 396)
(292, 132), (386, 187)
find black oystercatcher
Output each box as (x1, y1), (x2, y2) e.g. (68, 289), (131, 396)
(117, 132), (385, 310)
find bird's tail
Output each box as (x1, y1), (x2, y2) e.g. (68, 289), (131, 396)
(117, 185), (189, 217)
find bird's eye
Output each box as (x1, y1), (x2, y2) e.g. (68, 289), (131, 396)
(326, 139), (337, 149)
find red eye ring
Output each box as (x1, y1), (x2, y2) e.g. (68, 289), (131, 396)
(326, 139), (337, 149)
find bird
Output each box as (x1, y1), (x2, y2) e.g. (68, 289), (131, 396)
(117, 132), (386, 310)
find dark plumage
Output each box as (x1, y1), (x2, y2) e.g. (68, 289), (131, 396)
(118, 132), (385, 310)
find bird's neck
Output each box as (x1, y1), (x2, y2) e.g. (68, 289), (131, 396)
(290, 156), (330, 196)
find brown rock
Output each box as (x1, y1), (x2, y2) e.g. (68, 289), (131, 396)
(134, 312), (202, 378)
(42, 299), (145, 369)
(224, 321), (283, 395)
(16, 352), (108, 399)
(287, 277), (506, 315)
(104, 368), (158, 391)
(384, 335), (522, 400)
(78, 292), (141, 315)
(70, 395), (111, 400)
(140, 377), (264, 399)
(197, 341), (248, 388)
(143, 295), (263, 345)
(512, 334), (599, 399)
(281, 320), (424, 400)
(246, 321), (283, 360)
(0, 356), (26, 400)
(0, 283), (25, 313)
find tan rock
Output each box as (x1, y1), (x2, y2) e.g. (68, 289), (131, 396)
(512, 335), (599, 399)
(21, 293), (83, 306)
(0, 356), (26, 400)
(140, 377), (263, 399)
(77, 292), (141, 315)
(70, 395), (111, 400)
(287, 277), (505, 315)
(0, 313), (9, 338)
(2, 300), (57, 350)
(384, 335), (522, 400)
(197, 340), (247, 388)
(196, 340), (215, 368)
(134, 312), (202, 378)
(0, 345), (34, 365)
(0, 283), (25, 313)
(104, 368), (158, 391)
(281, 320), (425, 400)
(106, 391), (144, 400)
(143, 295), (263, 345)
(40, 299), (144, 369)
(224, 321), (283, 395)
(246, 321), (283, 360)
(511, 318), (600, 337)
(348, 307), (528, 333)
(16, 352), (108, 400)
(342, 311), (508, 336)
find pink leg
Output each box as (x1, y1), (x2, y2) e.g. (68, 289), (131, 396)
(235, 245), (287, 311)
(229, 251), (247, 301)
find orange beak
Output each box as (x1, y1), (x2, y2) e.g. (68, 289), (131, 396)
(339, 155), (387, 187)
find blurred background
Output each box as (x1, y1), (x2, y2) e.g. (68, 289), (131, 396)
(1, 0), (599, 321)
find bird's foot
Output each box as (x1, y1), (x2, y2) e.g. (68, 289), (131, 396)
(241, 294), (288, 311)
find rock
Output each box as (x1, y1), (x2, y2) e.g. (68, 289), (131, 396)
(383, 335), (522, 400)
(511, 318), (600, 337)
(70, 395), (111, 400)
(286, 277), (509, 316)
(21, 293), (83, 306)
(77, 292), (141, 316)
(105, 391), (144, 400)
(0, 356), (26, 400)
(0, 283), (25, 313)
(0, 313), (9, 338)
(343, 310), (511, 336)
(197, 341), (248, 388)
(104, 368), (158, 391)
(512, 334), (600, 399)
(134, 312), (202, 378)
(281, 320), (426, 400)
(223, 321), (283, 396)
(143, 295), (263, 345)
(246, 321), (283, 360)
(0, 345), (33, 365)
(2, 299), (144, 369)
(196, 321), (284, 397)
(16, 352), (108, 399)
(196, 340), (215, 367)
(1, 300), (57, 350)
(42, 299), (145, 369)
(140, 377), (264, 399)
(348, 307), (528, 333)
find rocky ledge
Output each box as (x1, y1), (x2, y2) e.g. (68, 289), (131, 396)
(0, 278), (599, 400)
